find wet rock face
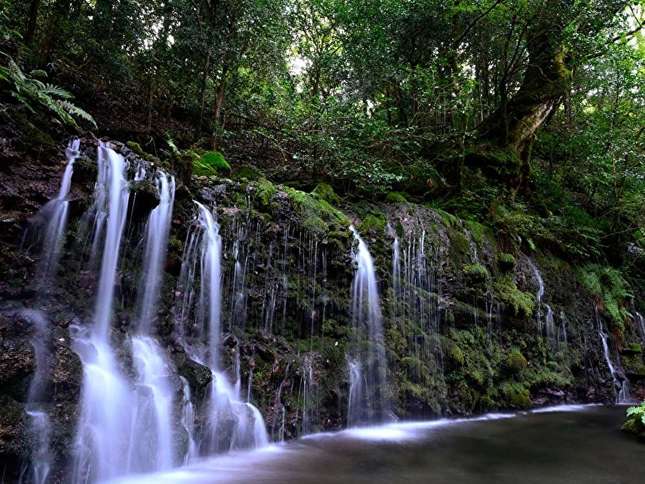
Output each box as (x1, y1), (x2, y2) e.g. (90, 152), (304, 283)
(0, 139), (640, 478)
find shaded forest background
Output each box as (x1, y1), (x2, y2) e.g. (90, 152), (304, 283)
(0, 0), (643, 276)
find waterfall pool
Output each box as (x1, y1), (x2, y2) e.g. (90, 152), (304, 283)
(110, 405), (643, 484)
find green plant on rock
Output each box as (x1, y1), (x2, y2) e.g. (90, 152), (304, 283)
(505, 349), (528, 375)
(493, 274), (535, 318)
(359, 213), (387, 233)
(578, 264), (631, 330)
(463, 263), (490, 283)
(501, 382), (532, 409)
(284, 186), (349, 234)
(193, 150), (231, 176)
(622, 402), (645, 440)
(235, 165), (263, 181)
(312, 182), (340, 204)
(0, 55), (96, 129)
(497, 253), (516, 271)
(385, 191), (408, 203)
(255, 178), (277, 207)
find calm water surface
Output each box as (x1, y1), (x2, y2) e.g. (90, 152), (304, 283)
(114, 405), (644, 484)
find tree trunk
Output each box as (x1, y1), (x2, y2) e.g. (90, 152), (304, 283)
(24, 0), (41, 45)
(211, 67), (228, 150)
(468, 2), (571, 186)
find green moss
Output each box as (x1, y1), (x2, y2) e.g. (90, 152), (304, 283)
(127, 141), (145, 156)
(465, 220), (488, 243)
(449, 230), (470, 260)
(235, 165), (262, 180)
(385, 191), (408, 203)
(463, 263), (490, 283)
(501, 382), (532, 408)
(448, 344), (465, 367)
(312, 183), (340, 204)
(284, 186), (349, 234)
(578, 264), (630, 330)
(193, 150), (231, 176)
(505, 349), (528, 374)
(359, 213), (387, 234)
(497, 252), (516, 271)
(434, 208), (460, 228)
(255, 178), (277, 207)
(493, 274), (535, 318)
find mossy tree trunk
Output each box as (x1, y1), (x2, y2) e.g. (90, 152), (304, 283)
(467, 1), (572, 188)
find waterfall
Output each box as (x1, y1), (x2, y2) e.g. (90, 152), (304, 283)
(180, 377), (198, 464)
(175, 202), (268, 454)
(347, 226), (389, 426)
(135, 172), (175, 334)
(597, 316), (631, 404)
(19, 310), (52, 484)
(298, 354), (316, 435)
(636, 312), (645, 345)
(72, 143), (134, 484)
(529, 259), (557, 346)
(127, 170), (176, 472)
(35, 138), (80, 287)
(129, 336), (175, 471)
(388, 224), (401, 316)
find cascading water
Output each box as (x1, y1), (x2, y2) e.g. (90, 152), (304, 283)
(34, 138), (80, 287)
(596, 313), (631, 404)
(20, 310), (52, 484)
(347, 226), (389, 426)
(529, 259), (558, 346)
(636, 311), (645, 345)
(72, 143), (134, 484)
(175, 202), (268, 454)
(128, 171), (176, 473)
(129, 336), (175, 472)
(180, 377), (198, 464)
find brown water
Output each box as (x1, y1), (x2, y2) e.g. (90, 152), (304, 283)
(115, 405), (644, 484)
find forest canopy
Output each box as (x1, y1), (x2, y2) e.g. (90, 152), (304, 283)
(1, 0), (643, 267)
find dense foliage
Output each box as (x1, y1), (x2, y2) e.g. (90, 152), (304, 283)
(0, 0), (643, 282)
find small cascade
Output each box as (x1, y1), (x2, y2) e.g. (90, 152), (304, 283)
(529, 259), (558, 347)
(180, 377), (198, 465)
(135, 172), (175, 334)
(72, 143), (134, 484)
(175, 202), (268, 454)
(597, 315), (631, 404)
(636, 312), (645, 345)
(298, 354), (317, 435)
(387, 222), (445, 400)
(127, 170), (177, 472)
(20, 310), (52, 484)
(559, 311), (569, 347)
(270, 365), (289, 442)
(347, 226), (389, 426)
(34, 138), (80, 287)
(129, 337), (175, 471)
(387, 224), (401, 315)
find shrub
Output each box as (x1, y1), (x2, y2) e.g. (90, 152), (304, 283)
(622, 402), (645, 440)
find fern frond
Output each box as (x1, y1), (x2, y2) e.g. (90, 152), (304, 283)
(43, 83), (73, 99)
(57, 100), (97, 128)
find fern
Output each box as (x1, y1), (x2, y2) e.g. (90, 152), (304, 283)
(0, 54), (96, 129)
